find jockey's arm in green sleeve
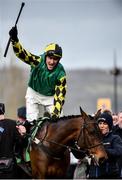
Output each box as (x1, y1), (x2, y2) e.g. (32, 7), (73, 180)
(12, 41), (41, 67)
(51, 76), (67, 119)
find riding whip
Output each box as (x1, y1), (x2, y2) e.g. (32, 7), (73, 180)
(4, 2), (25, 57)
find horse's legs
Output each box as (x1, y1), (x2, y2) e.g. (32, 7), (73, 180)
(32, 165), (46, 179)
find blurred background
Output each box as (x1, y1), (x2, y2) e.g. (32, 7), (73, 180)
(0, 0), (122, 119)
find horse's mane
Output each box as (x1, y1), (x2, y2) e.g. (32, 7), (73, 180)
(50, 115), (82, 123)
(51, 114), (96, 122)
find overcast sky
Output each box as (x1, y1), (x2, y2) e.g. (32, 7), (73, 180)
(0, 0), (122, 69)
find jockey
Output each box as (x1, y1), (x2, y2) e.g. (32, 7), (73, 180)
(9, 26), (67, 125)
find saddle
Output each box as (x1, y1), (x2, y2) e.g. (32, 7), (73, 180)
(29, 116), (50, 141)
(22, 117), (50, 162)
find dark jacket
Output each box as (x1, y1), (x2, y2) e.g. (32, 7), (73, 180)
(0, 119), (22, 158)
(113, 125), (122, 178)
(89, 131), (122, 179)
(113, 125), (122, 139)
(0, 119), (24, 179)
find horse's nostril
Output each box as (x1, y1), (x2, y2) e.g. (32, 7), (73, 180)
(99, 157), (105, 164)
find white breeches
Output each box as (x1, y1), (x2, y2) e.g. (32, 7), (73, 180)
(25, 87), (63, 122)
(25, 87), (54, 122)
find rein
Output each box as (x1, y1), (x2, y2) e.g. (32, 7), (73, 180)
(44, 139), (86, 153)
(33, 137), (88, 160)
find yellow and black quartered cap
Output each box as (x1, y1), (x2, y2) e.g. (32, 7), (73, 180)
(44, 43), (62, 58)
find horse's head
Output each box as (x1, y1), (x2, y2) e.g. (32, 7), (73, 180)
(77, 107), (108, 164)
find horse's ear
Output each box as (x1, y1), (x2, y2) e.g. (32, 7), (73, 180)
(80, 106), (83, 114)
(94, 109), (101, 120)
(79, 106), (88, 119)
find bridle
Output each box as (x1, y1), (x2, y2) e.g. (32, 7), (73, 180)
(76, 120), (104, 150)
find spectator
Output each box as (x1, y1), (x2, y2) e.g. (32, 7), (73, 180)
(16, 106), (29, 160)
(112, 113), (118, 127)
(15, 106), (31, 179)
(0, 103), (26, 179)
(102, 108), (112, 115)
(117, 111), (122, 129)
(66, 152), (78, 179)
(16, 106), (27, 161)
(73, 157), (89, 179)
(113, 111), (122, 137)
(17, 106), (26, 125)
(88, 112), (122, 179)
(70, 144), (88, 179)
(113, 111), (122, 178)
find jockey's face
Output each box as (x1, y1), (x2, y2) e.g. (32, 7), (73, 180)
(46, 56), (60, 70)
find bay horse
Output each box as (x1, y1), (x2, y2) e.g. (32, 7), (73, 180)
(30, 108), (107, 179)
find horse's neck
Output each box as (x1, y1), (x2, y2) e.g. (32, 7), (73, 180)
(48, 118), (82, 144)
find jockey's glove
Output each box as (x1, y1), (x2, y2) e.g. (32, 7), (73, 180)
(24, 120), (36, 134)
(51, 114), (58, 120)
(9, 26), (18, 42)
(51, 115), (58, 122)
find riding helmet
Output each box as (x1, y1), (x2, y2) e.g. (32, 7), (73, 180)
(44, 43), (62, 59)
